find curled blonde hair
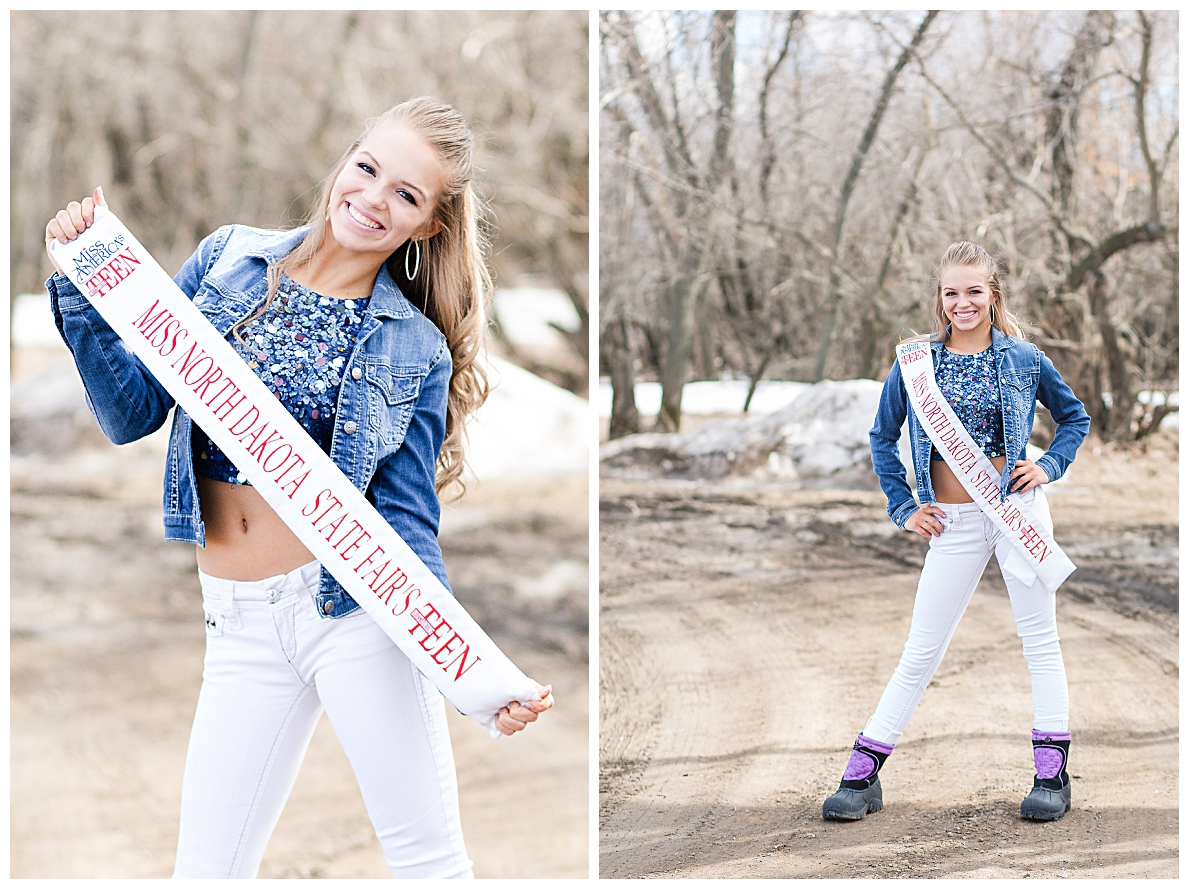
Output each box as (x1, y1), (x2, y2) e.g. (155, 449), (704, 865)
(923, 241), (1023, 341)
(235, 97), (491, 494)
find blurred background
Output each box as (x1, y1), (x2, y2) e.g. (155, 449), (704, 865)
(11, 10), (588, 878)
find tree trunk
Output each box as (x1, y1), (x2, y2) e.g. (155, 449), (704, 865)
(656, 245), (701, 432)
(742, 349), (773, 414)
(607, 313), (640, 440)
(1088, 270), (1133, 440)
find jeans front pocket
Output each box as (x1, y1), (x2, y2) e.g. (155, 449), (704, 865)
(202, 601), (225, 638)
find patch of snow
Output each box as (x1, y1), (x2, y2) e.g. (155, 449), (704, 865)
(11, 359), (88, 420)
(462, 355), (589, 481)
(13, 292), (65, 347)
(491, 287), (580, 349)
(598, 377), (810, 417)
(513, 560), (587, 602)
(602, 378), (1080, 490)
(601, 379), (884, 488)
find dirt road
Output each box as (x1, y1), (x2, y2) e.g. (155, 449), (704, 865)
(599, 432), (1177, 878)
(11, 364), (588, 878)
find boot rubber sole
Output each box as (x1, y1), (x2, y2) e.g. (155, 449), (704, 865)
(1020, 783), (1071, 821)
(822, 777), (884, 821)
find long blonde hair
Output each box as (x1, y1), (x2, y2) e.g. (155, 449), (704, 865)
(917, 241), (1023, 342)
(235, 97), (491, 494)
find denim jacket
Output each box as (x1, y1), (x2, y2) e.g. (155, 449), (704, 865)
(47, 224), (452, 617)
(870, 327), (1090, 530)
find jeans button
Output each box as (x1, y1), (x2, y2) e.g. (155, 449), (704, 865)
(266, 589), (279, 603)
(322, 599), (335, 614)
(343, 421), (358, 435)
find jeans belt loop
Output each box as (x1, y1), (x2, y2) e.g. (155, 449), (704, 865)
(220, 580), (237, 628)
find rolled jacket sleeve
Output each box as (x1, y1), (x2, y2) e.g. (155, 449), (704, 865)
(1035, 349), (1090, 483)
(869, 360), (920, 529)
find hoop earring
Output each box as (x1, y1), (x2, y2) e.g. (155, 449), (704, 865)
(990, 303), (997, 326)
(405, 239), (421, 281)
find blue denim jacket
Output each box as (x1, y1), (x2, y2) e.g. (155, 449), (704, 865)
(870, 328), (1090, 530)
(47, 224), (452, 617)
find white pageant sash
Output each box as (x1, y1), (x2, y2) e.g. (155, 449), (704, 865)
(896, 341), (1075, 593)
(51, 207), (539, 737)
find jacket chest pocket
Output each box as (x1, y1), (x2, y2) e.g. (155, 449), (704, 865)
(365, 364), (423, 446)
(1001, 372), (1037, 410)
(1000, 372), (1037, 449)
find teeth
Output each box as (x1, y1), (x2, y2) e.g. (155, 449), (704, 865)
(347, 203), (381, 229)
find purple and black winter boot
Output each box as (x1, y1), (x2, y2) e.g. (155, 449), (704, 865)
(1020, 730), (1071, 821)
(822, 734), (894, 821)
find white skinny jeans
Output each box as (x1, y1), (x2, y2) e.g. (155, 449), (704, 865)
(173, 561), (474, 878)
(864, 488), (1069, 745)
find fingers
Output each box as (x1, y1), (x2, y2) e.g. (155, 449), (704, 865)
(46, 189), (106, 245)
(921, 505), (945, 536)
(68, 200), (87, 234)
(908, 508), (944, 538)
(496, 706), (530, 735)
(495, 686), (555, 735)
(1008, 460), (1044, 494)
(52, 204), (86, 242)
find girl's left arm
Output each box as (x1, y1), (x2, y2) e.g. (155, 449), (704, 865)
(367, 344), (452, 592)
(369, 349), (556, 732)
(1034, 349), (1091, 484)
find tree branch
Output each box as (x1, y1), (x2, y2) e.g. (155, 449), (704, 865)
(915, 59), (1095, 250)
(1132, 11), (1160, 223)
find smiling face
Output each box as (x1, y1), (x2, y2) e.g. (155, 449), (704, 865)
(940, 264), (994, 335)
(326, 118), (447, 259)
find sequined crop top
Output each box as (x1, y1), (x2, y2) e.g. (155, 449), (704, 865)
(931, 346), (1005, 461)
(192, 276), (371, 485)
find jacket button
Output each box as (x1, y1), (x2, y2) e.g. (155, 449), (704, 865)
(343, 421), (358, 434)
(322, 600), (335, 614)
(351, 367), (362, 381)
(1005, 405), (1012, 412)
(1008, 435), (1014, 442)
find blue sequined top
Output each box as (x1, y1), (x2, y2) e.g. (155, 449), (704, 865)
(192, 276), (371, 485)
(931, 346), (1005, 461)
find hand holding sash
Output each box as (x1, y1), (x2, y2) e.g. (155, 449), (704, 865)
(45, 186), (107, 273)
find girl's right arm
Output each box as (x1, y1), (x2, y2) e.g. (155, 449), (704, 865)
(869, 360), (924, 530)
(45, 188), (221, 445)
